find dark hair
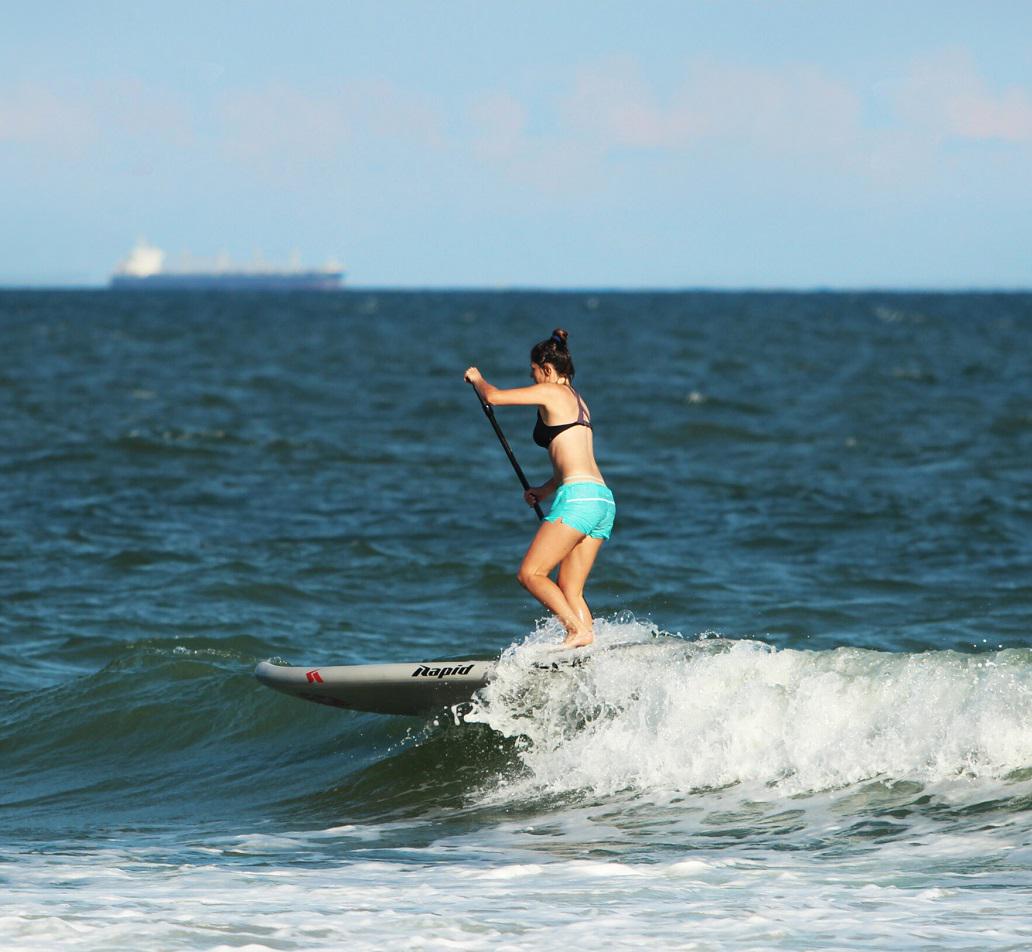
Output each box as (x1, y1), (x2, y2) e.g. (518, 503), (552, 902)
(531, 328), (575, 380)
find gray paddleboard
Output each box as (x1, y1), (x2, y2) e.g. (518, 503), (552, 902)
(255, 658), (497, 716)
(255, 638), (685, 716)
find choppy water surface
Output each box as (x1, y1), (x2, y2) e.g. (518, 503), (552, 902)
(1, 290), (1031, 949)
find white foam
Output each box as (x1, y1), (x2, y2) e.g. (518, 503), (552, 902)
(4, 835), (1032, 951)
(468, 618), (1032, 800)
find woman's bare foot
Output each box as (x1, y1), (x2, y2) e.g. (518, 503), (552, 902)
(562, 627), (594, 649)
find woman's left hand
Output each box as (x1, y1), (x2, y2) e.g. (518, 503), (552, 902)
(464, 366), (482, 385)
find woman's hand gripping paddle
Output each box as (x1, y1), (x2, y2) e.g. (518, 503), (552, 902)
(468, 380), (545, 521)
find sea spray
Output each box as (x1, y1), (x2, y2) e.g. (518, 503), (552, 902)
(468, 618), (1032, 799)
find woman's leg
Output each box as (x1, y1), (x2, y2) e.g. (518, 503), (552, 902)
(557, 535), (605, 645)
(517, 520), (592, 644)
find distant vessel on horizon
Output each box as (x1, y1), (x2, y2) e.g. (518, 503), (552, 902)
(109, 241), (345, 291)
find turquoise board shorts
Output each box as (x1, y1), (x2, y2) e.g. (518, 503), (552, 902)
(544, 481), (616, 540)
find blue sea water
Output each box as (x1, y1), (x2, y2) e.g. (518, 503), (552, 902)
(1, 289), (1031, 949)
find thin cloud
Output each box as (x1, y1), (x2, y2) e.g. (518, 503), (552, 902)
(0, 79), (193, 157)
(0, 83), (99, 152)
(560, 56), (862, 154)
(217, 80), (445, 178)
(470, 92), (528, 161)
(895, 50), (1032, 143)
(466, 50), (1032, 200)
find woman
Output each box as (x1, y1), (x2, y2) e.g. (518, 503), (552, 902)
(465, 328), (615, 648)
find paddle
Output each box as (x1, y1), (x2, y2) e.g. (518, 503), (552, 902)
(468, 380), (544, 521)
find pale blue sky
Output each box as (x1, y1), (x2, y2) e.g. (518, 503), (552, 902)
(3, 1), (1031, 287)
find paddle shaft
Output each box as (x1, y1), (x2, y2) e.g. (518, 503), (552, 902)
(469, 381), (545, 521)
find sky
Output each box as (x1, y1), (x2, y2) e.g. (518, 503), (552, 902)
(2, 1), (1032, 288)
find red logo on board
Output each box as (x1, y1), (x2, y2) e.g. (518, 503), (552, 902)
(306, 670), (324, 684)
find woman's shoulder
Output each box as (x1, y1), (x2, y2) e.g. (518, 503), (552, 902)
(543, 382), (581, 405)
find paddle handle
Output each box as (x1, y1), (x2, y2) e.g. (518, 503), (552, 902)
(469, 381), (545, 521)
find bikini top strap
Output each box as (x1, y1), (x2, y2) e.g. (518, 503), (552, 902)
(571, 387), (589, 424)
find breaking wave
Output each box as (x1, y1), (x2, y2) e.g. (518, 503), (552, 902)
(468, 618), (1032, 799)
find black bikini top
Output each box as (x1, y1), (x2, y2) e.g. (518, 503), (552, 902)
(533, 387), (592, 448)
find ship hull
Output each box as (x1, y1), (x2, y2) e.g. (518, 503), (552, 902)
(109, 271), (344, 291)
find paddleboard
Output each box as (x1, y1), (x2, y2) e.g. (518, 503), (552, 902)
(255, 658), (497, 716)
(255, 638), (687, 716)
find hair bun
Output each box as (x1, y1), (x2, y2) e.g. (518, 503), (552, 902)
(531, 328), (576, 379)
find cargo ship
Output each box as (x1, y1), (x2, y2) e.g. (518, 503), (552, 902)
(109, 242), (345, 291)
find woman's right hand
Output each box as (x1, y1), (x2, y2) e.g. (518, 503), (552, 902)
(524, 484), (552, 506)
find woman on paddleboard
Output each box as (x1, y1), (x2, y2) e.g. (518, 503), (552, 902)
(465, 329), (615, 648)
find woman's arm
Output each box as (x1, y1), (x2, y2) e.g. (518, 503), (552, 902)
(524, 474), (559, 507)
(464, 367), (550, 408)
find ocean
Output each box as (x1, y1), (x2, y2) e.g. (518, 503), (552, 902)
(1, 289), (1030, 950)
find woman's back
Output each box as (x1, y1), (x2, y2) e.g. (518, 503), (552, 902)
(536, 384), (604, 484)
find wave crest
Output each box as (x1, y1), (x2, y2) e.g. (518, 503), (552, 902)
(468, 619), (1032, 799)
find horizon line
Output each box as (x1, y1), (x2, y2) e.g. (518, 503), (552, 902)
(1, 282), (1032, 295)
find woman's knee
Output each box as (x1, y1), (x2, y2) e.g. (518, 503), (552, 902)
(516, 565), (538, 590)
(519, 559), (556, 589)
